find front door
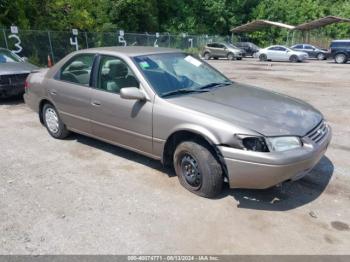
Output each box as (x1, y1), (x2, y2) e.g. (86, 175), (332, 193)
(89, 55), (153, 155)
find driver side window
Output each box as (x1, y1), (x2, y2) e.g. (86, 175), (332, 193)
(97, 56), (139, 94)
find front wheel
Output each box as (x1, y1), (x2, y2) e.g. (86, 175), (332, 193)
(227, 53), (235, 60)
(173, 141), (223, 198)
(289, 55), (298, 62)
(43, 103), (70, 139)
(317, 53), (326, 60)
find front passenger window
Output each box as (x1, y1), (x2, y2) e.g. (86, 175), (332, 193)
(97, 56), (139, 93)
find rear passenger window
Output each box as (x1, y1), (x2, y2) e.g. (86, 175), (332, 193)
(60, 54), (95, 86)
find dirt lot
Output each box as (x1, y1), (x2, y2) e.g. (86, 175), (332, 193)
(1, 59), (349, 255)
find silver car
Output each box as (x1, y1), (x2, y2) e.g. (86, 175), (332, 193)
(24, 47), (331, 198)
(257, 45), (309, 62)
(201, 42), (243, 60)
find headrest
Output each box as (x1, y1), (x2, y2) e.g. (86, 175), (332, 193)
(68, 61), (88, 71)
(109, 61), (128, 78)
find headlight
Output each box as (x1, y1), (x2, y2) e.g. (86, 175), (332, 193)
(234, 135), (269, 152)
(266, 136), (302, 152)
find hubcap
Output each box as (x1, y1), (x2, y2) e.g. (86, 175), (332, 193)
(336, 55), (345, 63)
(45, 108), (59, 134)
(205, 53), (210, 59)
(180, 153), (202, 189)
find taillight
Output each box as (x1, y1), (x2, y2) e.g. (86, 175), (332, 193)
(24, 80), (29, 89)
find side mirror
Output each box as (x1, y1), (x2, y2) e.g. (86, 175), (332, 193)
(120, 87), (146, 100)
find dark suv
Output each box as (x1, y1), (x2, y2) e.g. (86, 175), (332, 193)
(235, 42), (260, 57)
(330, 40), (350, 64)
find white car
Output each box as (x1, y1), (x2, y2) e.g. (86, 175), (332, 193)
(257, 45), (308, 62)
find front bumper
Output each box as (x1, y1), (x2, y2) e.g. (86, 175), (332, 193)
(0, 83), (25, 98)
(219, 125), (332, 189)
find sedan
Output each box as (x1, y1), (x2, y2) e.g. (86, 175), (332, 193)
(0, 48), (38, 98)
(24, 47), (331, 198)
(257, 45), (309, 62)
(291, 44), (327, 60)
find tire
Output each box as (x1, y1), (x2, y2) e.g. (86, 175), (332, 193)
(259, 54), (267, 61)
(42, 103), (70, 139)
(289, 55), (298, 63)
(173, 140), (223, 198)
(203, 52), (211, 60)
(227, 53), (235, 60)
(335, 53), (347, 64)
(316, 53), (326, 60)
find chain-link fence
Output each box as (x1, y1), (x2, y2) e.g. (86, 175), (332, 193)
(0, 28), (229, 66)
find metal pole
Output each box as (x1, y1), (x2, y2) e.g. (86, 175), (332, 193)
(3, 29), (8, 49)
(47, 31), (55, 63)
(85, 32), (89, 48)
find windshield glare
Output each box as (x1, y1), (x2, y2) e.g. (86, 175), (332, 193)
(134, 53), (231, 97)
(0, 49), (22, 63)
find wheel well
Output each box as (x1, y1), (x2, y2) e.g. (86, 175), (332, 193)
(162, 130), (228, 175)
(38, 99), (53, 124)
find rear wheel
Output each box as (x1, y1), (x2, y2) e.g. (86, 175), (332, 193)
(289, 55), (298, 62)
(316, 53), (326, 60)
(227, 53), (235, 60)
(173, 140), (223, 198)
(204, 52), (211, 60)
(259, 54), (267, 61)
(42, 103), (69, 139)
(335, 53), (347, 64)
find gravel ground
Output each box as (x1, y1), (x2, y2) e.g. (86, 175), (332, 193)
(0, 58), (349, 255)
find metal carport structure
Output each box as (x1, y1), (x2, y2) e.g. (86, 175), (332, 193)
(231, 20), (295, 33)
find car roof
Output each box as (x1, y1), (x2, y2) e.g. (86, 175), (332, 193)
(331, 39), (350, 42)
(75, 46), (181, 57)
(268, 45), (287, 48)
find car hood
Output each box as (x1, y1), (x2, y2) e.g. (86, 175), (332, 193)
(168, 83), (322, 137)
(0, 62), (38, 75)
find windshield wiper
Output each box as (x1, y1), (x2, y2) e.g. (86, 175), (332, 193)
(161, 88), (208, 98)
(199, 81), (232, 90)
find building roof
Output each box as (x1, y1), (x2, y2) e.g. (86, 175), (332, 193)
(231, 20), (295, 33)
(295, 16), (350, 31)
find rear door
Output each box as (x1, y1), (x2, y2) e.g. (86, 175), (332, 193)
(89, 55), (153, 155)
(304, 45), (315, 57)
(48, 53), (96, 133)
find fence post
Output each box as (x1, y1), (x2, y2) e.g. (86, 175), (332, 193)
(47, 31), (55, 64)
(85, 32), (89, 48)
(3, 29), (8, 49)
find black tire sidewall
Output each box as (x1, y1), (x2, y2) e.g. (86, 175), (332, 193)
(204, 53), (210, 60)
(227, 53), (234, 60)
(335, 54), (346, 64)
(173, 141), (223, 198)
(43, 103), (69, 139)
(290, 55), (298, 62)
(259, 54), (267, 61)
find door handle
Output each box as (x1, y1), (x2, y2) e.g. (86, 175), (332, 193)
(91, 101), (101, 106)
(50, 90), (57, 96)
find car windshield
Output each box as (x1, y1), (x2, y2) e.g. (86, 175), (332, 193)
(133, 53), (231, 97)
(0, 49), (22, 63)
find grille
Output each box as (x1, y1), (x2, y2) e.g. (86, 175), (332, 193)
(306, 120), (328, 144)
(0, 73), (28, 85)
